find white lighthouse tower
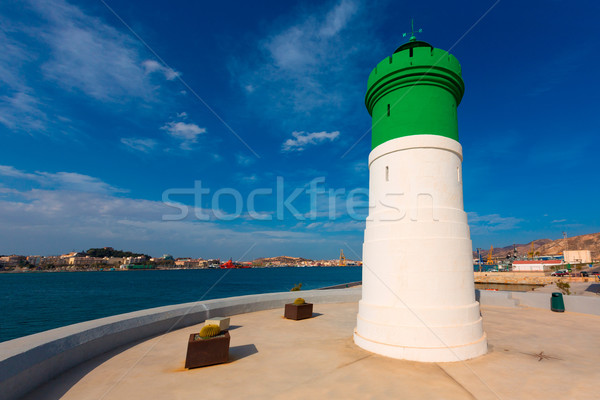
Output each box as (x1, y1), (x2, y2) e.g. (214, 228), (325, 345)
(353, 33), (488, 362)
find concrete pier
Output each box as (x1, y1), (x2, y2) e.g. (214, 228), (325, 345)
(22, 300), (600, 400)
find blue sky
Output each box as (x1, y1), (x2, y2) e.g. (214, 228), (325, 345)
(0, 0), (599, 260)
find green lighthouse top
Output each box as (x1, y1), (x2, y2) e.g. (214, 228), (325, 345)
(395, 19), (433, 53)
(365, 24), (466, 149)
(403, 18), (422, 42)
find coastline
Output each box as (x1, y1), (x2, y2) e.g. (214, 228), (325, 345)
(0, 265), (361, 273)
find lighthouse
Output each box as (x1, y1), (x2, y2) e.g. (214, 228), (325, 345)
(353, 30), (487, 362)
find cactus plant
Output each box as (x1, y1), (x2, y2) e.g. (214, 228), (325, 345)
(199, 324), (221, 339)
(285, 297), (313, 320)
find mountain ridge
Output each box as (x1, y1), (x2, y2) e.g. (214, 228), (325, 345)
(474, 232), (600, 260)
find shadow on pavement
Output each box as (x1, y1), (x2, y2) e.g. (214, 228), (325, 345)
(229, 344), (258, 362)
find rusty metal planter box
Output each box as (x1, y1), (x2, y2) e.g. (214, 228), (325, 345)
(284, 303), (313, 320)
(185, 331), (230, 369)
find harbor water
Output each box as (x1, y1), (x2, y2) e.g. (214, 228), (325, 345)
(0, 267), (362, 342)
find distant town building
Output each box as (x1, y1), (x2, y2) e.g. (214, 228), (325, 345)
(67, 256), (107, 266)
(26, 256), (43, 266)
(512, 260), (564, 272)
(563, 250), (592, 264)
(174, 258), (207, 268)
(104, 257), (126, 266)
(124, 256), (147, 265)
(207, 259), (221, 267)
(60, 252), (85, 259)
(0, 255), (26, 267)
(40, 256), (68, 266)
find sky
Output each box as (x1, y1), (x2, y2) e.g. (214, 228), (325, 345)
(0, 0), (599, 260)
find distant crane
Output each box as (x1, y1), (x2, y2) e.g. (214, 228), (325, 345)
(527, 242), (540, 259)
(339, 249), (346, 266)
(486, 246), (494, 265)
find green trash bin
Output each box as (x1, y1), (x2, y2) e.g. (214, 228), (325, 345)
(551, 292), (565, 312)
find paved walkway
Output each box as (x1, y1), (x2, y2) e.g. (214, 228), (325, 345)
(25, 303), (599, 400)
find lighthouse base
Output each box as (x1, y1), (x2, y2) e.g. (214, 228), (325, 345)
(354, 329), (487, 363)
(355, 135), (487, 362)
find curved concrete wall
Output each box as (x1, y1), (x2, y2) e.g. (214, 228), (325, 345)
(0, 288), (360, 400)
(476, 290), (600, 316)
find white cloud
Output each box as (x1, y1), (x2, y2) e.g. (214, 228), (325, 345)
(319, 0), (358, 37)
(0, 182), (331, 257)
(282, 130), (340, 152)
(0, 165), (39, 181)
(0, 25), (48, 131)
(352, 160), (367, 173)
(121, 137), (158, 153)
(232, 0), (373, 121)
(0, 17), (47, 132)
(0, 27), (33, 91)
(0, 165), (122, 194)
(467, 212), (522, 234)
(265, 0), (358, 72)
(0, 188), (217, 249)
(40, 172), (124, 193)
(0, 92), (47, 131)
(0, 0), (184, 132)
(29, 0), (176, 102)
(239, 174), (258, 184)
(236, 154), (256, 166)
(142, 60), (180, 81)
(161, 121), (206, 149)
(0, 165), (365, 257)
(320, 220), (365, 232)
(160, 112), (206, 150)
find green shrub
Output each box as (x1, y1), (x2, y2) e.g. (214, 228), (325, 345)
(290, 283), (302, 291)
(556, 281), (571, 295)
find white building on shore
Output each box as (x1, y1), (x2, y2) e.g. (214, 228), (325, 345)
(563, 250), (592, 264)
(512, 260), (564, 272)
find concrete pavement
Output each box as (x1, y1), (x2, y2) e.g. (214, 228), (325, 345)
(24, 302), (600, 400)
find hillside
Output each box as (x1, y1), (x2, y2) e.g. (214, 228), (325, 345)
(475, 232), (600, 260)
(253, 256), (312, 265)
(85, 247), (148, 258)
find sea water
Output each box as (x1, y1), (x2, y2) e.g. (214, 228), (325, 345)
(0, 267), (361, 342)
